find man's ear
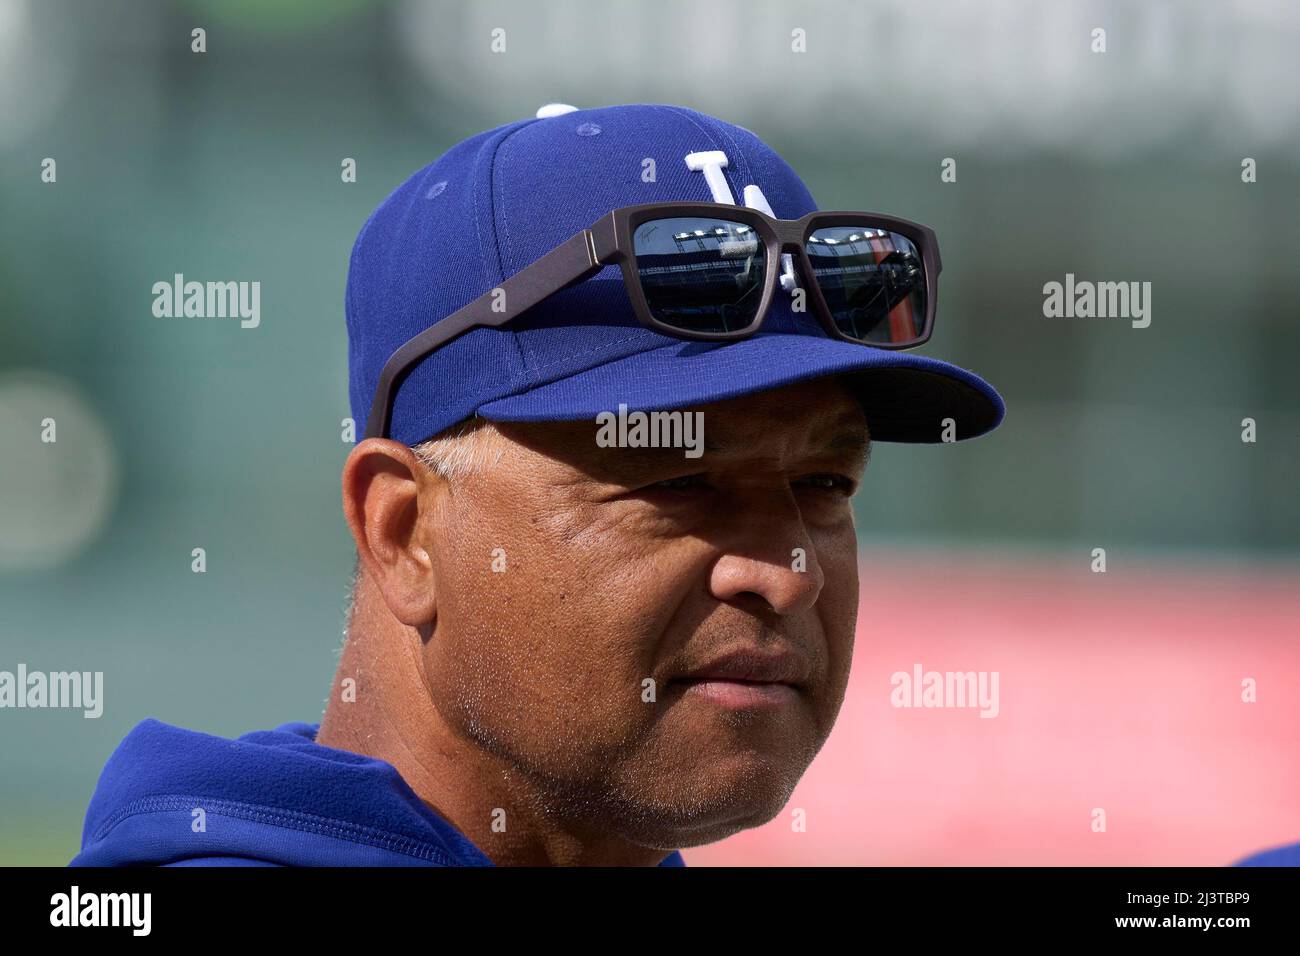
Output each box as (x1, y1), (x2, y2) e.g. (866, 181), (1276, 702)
(342, 438), (440, 626)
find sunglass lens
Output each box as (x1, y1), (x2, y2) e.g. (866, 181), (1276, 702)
(632, 218), (766, 334)
(806, 227), (926, 344)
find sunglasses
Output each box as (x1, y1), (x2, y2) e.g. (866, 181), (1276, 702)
(364, 201), (941, 440)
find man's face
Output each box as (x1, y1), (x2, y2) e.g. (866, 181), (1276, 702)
(417, 377), (867, 848)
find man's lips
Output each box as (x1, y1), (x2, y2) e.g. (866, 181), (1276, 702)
(671, 647), (811, 708)
(673, 678), (801, 709)
(676, 647), (810, 687)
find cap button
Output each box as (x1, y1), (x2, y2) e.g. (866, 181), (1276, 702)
(535, 103), (579, 118)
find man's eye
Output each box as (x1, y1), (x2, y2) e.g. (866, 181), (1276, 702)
(795, 474), (856, 495)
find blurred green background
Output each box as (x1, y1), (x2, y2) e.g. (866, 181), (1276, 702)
(1, 0), (1297, 864)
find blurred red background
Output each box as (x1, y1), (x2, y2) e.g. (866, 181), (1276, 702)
(684, 549), (1300, 865)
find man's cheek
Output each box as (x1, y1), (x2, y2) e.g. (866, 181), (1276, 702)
(535, 626), (657, 720)
(818, 532), (860, 602)
(439, 623), (644, 746)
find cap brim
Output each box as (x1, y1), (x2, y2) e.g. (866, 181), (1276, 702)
(477, 333), (1004, 443)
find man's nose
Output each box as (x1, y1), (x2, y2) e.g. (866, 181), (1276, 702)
(706, 493), (825, 615)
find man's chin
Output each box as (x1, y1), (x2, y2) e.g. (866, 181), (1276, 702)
(612, 771), (803, 850)
(631, 801), (790, 851)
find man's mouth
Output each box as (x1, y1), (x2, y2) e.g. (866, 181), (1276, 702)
(672, 677), (801, 709)
(671, 647), (810, 709)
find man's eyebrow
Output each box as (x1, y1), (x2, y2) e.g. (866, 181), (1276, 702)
(580, 419), (871, 473)
(820, 429), (872, 467)
(585, 442), (694, 475)
(701, 428), (872, 466)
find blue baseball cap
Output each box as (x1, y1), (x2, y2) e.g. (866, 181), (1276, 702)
(345, 102), (1004, 445)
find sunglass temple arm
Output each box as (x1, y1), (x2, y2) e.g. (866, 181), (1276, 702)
(363, 229), (607, 440)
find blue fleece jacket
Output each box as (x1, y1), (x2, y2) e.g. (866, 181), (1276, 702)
(70, 719), (686, 867)
(1234, 843), (1300, 866)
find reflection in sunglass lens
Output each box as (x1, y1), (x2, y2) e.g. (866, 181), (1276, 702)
(633, 218), (766, 334)
(806, 227), (926, 344)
